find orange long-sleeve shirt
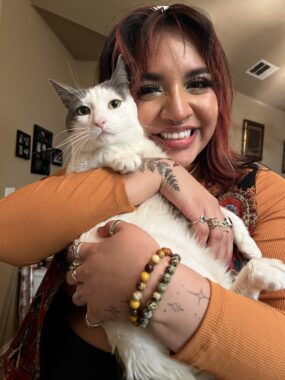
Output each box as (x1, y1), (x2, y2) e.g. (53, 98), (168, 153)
(1, 168), (285, 379)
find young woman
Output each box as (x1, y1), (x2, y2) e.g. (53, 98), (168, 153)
(1, 4), (285, 380)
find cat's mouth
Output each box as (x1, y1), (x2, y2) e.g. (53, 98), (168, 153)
(89, 128), (115, 136)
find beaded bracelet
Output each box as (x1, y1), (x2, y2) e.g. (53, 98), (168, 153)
(139, 253), (181, 328)
(129, 247), (173, 326)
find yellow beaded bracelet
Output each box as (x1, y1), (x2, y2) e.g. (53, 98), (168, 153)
(129, 247), (173, 325)
(139, 253), (181, 328)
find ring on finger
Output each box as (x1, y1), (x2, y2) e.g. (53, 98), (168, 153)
(109, 220), (124, 236)
(68, 241), (83, 260)
(207, 217), (220, 230)
(69, 260), (81, 271)
(223, 217), (233, 229)
(71, 267), (79, 283)
(190, 215), (208, 226)
(85, 312), (103, 328)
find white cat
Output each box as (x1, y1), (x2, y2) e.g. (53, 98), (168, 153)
(51, 57), (285, 380)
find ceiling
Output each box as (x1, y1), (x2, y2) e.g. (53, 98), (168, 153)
(31, 0), (285, 112)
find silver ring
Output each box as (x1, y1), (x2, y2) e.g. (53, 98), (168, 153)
(223, 217), (233, 229)
(85, 313), (103, 328)
(191, 215), (208, 226)
(109, 220), (123, 236)
(71, 267), (79, 283)
(69, 261), (81, 271)
(68, 241), (83, 260)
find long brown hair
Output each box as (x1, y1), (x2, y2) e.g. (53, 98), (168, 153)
(98, 4), (246, 188)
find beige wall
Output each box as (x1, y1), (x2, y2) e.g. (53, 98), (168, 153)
(0, 0), (83, 348)
(231, 92), (285, 177)
(0, 0), (80, 198)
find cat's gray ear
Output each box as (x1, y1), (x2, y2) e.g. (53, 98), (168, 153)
(49, 79), (78, 109)
(109, 55), (130, 93)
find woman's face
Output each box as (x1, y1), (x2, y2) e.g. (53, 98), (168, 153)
(136, 30), (219, 170)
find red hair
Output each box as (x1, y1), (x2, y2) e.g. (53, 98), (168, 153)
(98, 4), (246, 188)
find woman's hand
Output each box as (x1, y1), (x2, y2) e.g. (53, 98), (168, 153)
(126, 159), (234, 262)
(66, 221), (162, 324)
(67, 220), (211, 352)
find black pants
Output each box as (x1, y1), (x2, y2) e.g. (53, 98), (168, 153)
(40, 289), (123, 380)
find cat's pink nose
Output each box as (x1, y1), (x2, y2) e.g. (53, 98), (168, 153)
(94, 120), (106, 129)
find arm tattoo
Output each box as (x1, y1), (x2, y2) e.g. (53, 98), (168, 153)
(138, 159), (180, 191)
(187, 288), (210, 305)
(167, 302), (184, 312)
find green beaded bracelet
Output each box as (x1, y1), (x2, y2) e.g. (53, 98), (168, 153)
(128, 247), (173, 326)
(139, 253), (181, 328)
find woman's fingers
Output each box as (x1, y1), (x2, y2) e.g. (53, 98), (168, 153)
(190, 211), (234, 262)
(72, 285), (87, 306)
(97, 219), (125, 238)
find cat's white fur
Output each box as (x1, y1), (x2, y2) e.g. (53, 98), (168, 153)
(52, 59), (285, 380)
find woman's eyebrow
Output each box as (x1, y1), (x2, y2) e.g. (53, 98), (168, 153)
(185, 67), (209, 79)
(141, 67), (209, 82)
(141, 73), (163, 81)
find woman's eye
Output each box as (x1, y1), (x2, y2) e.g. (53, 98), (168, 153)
(186, 77), (216, 94)
(109, 99), (122, 109)
(76, 106), (90, 116)
(137, 85), (162, 99)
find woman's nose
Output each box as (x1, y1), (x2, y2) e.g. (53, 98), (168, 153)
(161, 87), (193, 124)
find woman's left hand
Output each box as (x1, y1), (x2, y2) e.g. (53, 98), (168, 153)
(66, 221), (160, 324)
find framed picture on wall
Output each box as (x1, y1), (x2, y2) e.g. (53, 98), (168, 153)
(31, 124), (53, 175)
(241, 119), (264, 161)
(15, 130), (31, 159)
(282, 140), (285, 173)
(15, 129), (31, 160)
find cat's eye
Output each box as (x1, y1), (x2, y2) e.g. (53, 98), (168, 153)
(109, 99), (122, 109)
(76, 106), (91, 116)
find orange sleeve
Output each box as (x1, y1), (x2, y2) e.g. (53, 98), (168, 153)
(175, 169), (285, 379)
(0, 169), (135, 266)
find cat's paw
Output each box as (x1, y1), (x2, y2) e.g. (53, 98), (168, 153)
(232, 258), (285, 299)
(97, 148), (141, 173)
(109, 153), (142, 174)
(247, 258), (285, 292)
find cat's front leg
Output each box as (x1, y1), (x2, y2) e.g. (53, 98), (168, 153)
(221, 207), (262, 260)
(96, 145), (142, 173)
(230, 257), (285, 299)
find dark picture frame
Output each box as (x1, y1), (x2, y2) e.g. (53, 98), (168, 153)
(15, 130), (31, 159)
(52, 148), (63, 166)
(241, 119), (264, 161)
(31, 124), (53, 175)
(282, 140), (285, 173)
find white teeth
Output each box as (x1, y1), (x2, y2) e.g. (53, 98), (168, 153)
(160, 130), (193, 140)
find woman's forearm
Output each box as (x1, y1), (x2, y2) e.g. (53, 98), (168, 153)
(0, 169), (134, 266)
(147, 264), (210, 352)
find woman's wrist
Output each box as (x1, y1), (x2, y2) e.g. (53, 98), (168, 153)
(124, 159), (172, 206)
(148, 264), (211, 353)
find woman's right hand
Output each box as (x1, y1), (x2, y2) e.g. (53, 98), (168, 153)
(125, 159), (233, 262)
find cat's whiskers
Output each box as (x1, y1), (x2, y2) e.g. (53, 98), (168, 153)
(54, 131), (89, 150)
(70, 135), (90, 163)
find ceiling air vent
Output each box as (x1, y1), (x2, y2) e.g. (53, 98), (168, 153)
(246, 59), (279, 80)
